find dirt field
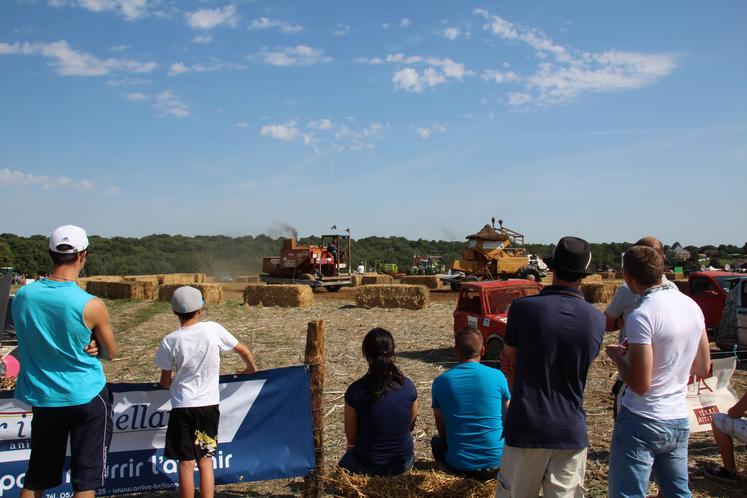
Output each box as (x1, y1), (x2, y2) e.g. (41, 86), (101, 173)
(93, 288), (746, 496)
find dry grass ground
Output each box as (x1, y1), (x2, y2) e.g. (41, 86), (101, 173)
(91, 289), (746, 497)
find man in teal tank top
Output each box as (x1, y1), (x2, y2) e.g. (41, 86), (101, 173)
(12, 225), (117, 498)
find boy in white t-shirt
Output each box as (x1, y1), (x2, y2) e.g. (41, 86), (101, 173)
(155, 286), (257, 498)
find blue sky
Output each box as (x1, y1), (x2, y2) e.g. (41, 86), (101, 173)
(1, 1), (745, 245)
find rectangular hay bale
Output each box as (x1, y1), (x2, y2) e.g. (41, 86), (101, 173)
(400, 275), (442, 289)
(86, 281), (157, 300)
(158, 274), (199, 285)
(355, 284), (430, 310)
(235, 275), (260, 283)
(361, 274), (394, 285)
(242, 284), (312, 308)
(158, 283), (224, 304)
(123, 275), (160, 284)
(584, 274), (603, 282)
(580, 281), (623, 304)
(351, 275), (363, 287)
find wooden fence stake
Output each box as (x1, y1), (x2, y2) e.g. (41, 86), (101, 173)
(303, 320), (325, 497)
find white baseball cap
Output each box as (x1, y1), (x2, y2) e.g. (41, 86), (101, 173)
(49, 225), (89, 254)
(171, 286), (204, 313)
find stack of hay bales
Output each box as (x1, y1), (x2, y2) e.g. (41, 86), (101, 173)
(355, 285), (429, 310)
(87, 281), (157, 300)
(159, 273), (199, 285)
(124, 275), (159, 284)
(194, 273), (207, 283)
(584, 274), (603, 282)
(243, 284), (312, 308)
(400, 275), (442, 289)
(361, 274), (394, 285)
(158, 284), (224, 304)
(580, 281), (623, 304)
(351, 275), (363, 287)
(235, 275), (260, 283)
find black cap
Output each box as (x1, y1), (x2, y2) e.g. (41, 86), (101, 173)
(545, 236), (594, 275)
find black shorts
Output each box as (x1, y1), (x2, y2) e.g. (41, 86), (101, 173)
(164, 405), (220, 461)
(25, 386), (113, 492)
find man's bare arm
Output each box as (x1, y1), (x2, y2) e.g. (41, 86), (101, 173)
(690, 329), (711, 378)
(234, 343), (257, 374)
(606, 343), (652, 396)
(83, 297), (117, 360)
(433, 409), (446, 439)
(159, 370), (172, 388)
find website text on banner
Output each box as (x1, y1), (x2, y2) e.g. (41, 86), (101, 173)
(0, 365), (314, 498)
(686, 356), (739, 432)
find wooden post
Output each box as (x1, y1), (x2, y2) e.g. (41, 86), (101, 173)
(303, 320), (325, 497)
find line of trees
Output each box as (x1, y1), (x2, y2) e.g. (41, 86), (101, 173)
(1, 233), (745, 278)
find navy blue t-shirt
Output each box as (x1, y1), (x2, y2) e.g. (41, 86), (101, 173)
(345, 376), (417, 470)
(503, 286), (604, 449)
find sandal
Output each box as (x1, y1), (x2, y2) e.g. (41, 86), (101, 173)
(704, 465), (740, 484)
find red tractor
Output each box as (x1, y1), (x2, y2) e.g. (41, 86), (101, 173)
(260, 234), (352, 291)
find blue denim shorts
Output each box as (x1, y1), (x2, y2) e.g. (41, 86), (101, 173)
(608, 407), (690, 498)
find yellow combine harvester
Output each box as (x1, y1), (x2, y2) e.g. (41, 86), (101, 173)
(443, 218), (546, 290)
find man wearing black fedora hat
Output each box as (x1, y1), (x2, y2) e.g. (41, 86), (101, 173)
(496, 236), (604, 498)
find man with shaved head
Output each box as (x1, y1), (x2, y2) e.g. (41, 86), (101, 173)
(430, 327), (511, 480)
(605, 236), (678, 417)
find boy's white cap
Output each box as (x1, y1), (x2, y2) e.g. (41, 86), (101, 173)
(171, 286), (204, 313)
(49, 225), (89, 254)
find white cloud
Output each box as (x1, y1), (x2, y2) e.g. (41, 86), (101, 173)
(123, 92), (147, 101)
(380, 53), (470, 92)
(154, 90), (190, 118)
(110, 44), (129, 52)
(334, 24), (351, 37)
(400, 18), (411, 28)
(0, 168), (115, 193)
(443, 27), (460, 40)
(106, 77), (152, 86)
(186, 5), (238, 30)
(475, 9), (679, 106)
(416, 124), (446, 139)
(308, 118), (333, 130)
(260, 121), (300, 141)
(252, 45), (331, 66)
(236, 121), (248, 128)
(482, 69), (520, 84)
(0, 40), (156, 76)
(248, 17), (303, 34)
(49, 0), (150, 21)
(193, 35), (212, 45)
(168, 59), (246, 76)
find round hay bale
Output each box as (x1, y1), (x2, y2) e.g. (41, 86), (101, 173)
(355, 284), (430, 310)
(242, 284), (312, 308)
(158, 283), (223, 304)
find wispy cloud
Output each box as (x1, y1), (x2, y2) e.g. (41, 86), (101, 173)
(0, 40), (157, 76)
(123, 91), (147, 101)
(251, 45), (331, 66)
(236, 121), (248, 128)
(0, 167), (117, 193)
(364, 52), (471, 93)
(154, 90), (190, 118)
(475, 9), (680, 106)
(186, 5), (238, 30)
(192, 35), (212, 45)
(48, 0), (150, 21)
(168, 58), (245, 76)
(443, 27), (460, 41)
(415, 124), (446, 139)
(308, 118), (333, 130)
(260, 121), (300, 141)
(248, 17), (303, 34)
(400, 18), (411, 28)
(482, 69), (521, 84)
(334, 24), (351, 37)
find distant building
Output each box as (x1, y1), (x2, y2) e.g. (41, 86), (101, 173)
(667, 243), (691, 263)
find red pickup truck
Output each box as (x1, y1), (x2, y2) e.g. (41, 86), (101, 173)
(453, 280), (543, 363)
(684, 271), (747, 330)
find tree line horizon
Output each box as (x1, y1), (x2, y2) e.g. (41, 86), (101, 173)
(1, 233), (745, 278)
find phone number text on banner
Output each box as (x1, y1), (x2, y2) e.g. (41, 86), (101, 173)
(0, 365), (314, 497)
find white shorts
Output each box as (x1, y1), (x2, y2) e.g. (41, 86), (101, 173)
(712, 413), (747, 443)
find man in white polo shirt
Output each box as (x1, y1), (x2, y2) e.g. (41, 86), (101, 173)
(606, 245), (711, 497)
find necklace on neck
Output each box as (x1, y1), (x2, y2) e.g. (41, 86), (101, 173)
(47, 275), (73, 282)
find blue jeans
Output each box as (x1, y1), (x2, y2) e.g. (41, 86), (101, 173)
(338, 448), (413, 476)
(608, 407), (690, 498)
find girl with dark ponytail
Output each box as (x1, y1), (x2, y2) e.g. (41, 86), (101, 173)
(339, 328), (419, 475)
